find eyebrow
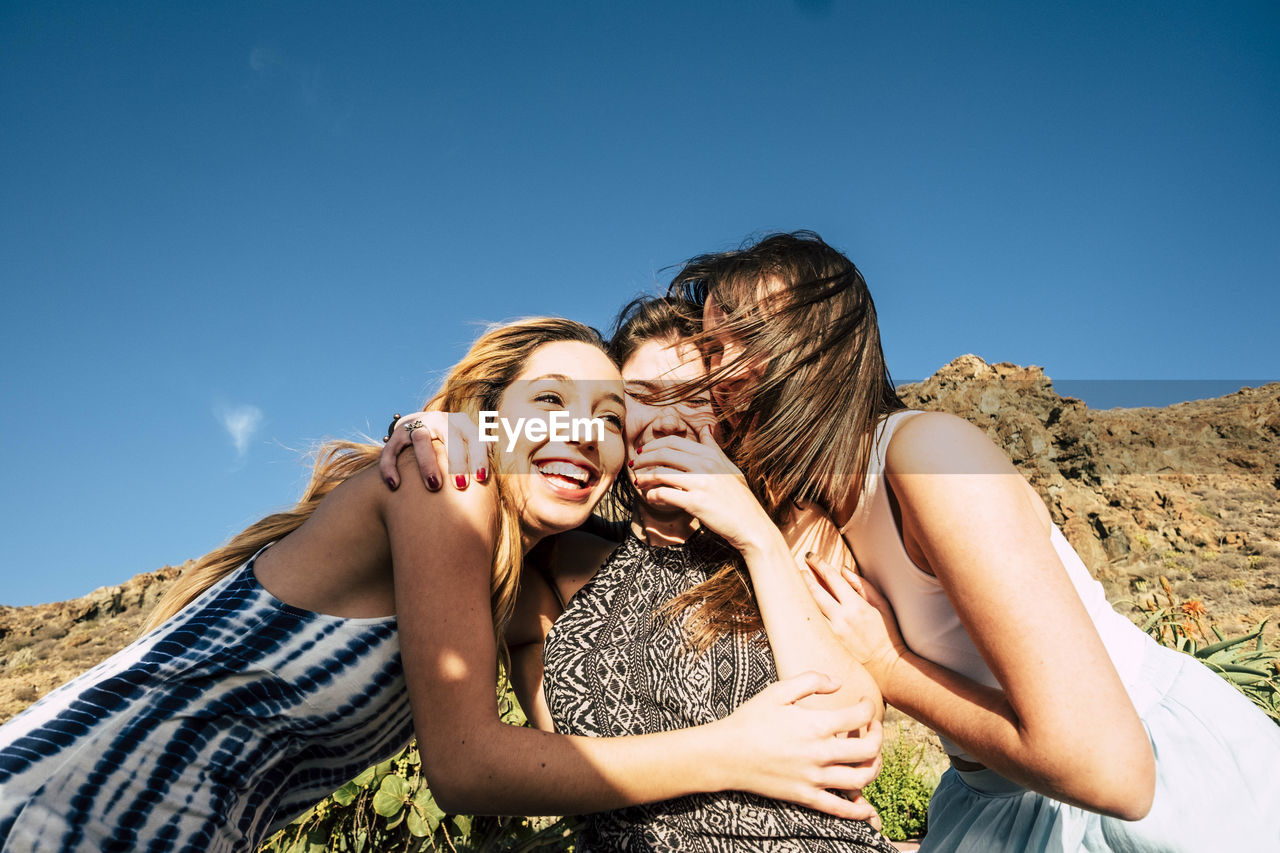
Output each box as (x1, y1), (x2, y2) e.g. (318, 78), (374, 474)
(530, 374), (624, 407)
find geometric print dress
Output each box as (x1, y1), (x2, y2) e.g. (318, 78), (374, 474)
(0, 547), (412, 853)
(543, 529), (895, 853)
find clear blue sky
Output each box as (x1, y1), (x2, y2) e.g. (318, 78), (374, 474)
(2, 1), (1277, 606)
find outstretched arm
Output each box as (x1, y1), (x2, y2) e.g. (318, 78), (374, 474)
(813, 412), (1155, 820)
(384, 450), (880, 819)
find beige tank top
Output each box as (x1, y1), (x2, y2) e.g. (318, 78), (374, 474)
(840, 410), (1147, 761)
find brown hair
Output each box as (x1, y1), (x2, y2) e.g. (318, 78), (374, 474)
(608, 295), (764, 652)
(144, 318), (610, 653)
(666, 231), (905, 521)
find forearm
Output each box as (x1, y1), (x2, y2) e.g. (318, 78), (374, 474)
(421, 716), (730, 815)
(742, 532), (882, 717)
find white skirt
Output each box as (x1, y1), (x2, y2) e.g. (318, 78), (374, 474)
(920, 640), (1280, 852)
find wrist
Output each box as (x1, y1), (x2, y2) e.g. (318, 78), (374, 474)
(735, 522), (789, 566)
(870, 646), (909, 705)
(695, 718), (736, 793)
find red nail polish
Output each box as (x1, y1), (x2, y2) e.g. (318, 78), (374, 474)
(636, 445), (643, 454)
(426, 475), (441, 491)
(476, 467), (488, 483)
(455, 474), (467, 489)
(627, 459), (634, 468)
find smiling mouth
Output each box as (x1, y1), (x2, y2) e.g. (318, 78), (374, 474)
(535, 460), (596, 494)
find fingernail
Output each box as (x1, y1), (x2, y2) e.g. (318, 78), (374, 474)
(426, 475), (441, 491)
(636, 445), (643, 453)
(455, 474), (467, 489)
(627, 459), (634, 468)
(475, 467), (488, 483)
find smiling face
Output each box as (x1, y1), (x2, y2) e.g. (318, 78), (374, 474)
(496, 340), (626, 546)
(621, 338), (717, 458)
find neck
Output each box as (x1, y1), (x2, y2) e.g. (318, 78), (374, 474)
(633, 503), (696, 546)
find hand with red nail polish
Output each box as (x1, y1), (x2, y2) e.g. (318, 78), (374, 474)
(378, 411), (486, 491)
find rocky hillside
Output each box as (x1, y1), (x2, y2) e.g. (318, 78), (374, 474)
(0, 565), (185, 723)
(2, 356), (1277, 724)
(898, 355), (1279, 635)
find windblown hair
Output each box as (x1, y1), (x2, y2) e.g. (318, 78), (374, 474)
(666, 231), (905, 521)
(143, 318), (610, 654)
(608, 295), (764, 652)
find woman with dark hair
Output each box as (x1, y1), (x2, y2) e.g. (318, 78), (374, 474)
(0, 318), (877, 853)
(665, 231), (1280, 852)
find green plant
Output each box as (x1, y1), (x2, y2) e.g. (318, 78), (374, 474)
(863, 729), (934, 842)
(1132, 577), (1280, 726)
(259, 678), (577, 853)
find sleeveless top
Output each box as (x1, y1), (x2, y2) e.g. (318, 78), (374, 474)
(0, 548), (412, 853)
(840, 410), (1147, 761)
(543, 530), (895, 853)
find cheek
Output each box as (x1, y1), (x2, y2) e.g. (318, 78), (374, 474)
(624, 406), (651, 444)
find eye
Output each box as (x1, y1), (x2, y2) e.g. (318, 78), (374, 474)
(534, 391), (564, 406)
(599, 412), (624, 429)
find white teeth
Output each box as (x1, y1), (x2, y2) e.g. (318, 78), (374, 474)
(536, 461), (590, 487)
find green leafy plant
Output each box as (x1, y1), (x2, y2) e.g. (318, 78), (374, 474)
(1132, 576), (1280, 726)
(863, 727), (934, 842)
(259, 679), (577, 853)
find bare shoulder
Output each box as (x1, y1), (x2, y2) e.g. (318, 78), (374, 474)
(887, 411), (1017, 477)
(886, 411), (1050, 537)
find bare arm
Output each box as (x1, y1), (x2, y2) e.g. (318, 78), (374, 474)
(384, 450), (881, 818)
(817, 412), (1154, 819)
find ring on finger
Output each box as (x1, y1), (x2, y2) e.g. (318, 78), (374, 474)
(402, 419), (426, 438)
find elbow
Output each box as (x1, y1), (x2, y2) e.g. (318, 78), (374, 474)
(1064, 741), (1155, 821)
(421, 753), (482, 815)
(1099, 752), (1155, 822)
(417, 731), (489, 815)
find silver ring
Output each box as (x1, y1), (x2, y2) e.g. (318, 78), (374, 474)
(402, 419), (426, 438)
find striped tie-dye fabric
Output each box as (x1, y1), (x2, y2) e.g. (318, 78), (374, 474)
(0, 550), (412, 852)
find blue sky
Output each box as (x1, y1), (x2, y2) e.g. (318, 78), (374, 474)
(2, 1), (1277, 606)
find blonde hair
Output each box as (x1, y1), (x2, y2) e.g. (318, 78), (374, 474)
(143, 317), (610, 651)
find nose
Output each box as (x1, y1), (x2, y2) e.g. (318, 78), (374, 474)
(565, 405), (600, 450)
(649, 405), (689, 440)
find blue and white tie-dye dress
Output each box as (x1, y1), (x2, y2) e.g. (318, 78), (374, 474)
(0, 548), (413, 852)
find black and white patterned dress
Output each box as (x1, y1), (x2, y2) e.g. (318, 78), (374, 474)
(543, 530), (894, 853)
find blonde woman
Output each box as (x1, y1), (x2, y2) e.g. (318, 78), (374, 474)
(0, 318), (877, 853)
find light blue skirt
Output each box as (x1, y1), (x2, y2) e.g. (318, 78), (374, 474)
(920, 641), (1280, 852)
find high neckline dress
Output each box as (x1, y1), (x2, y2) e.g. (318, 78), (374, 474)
(543, 529), (895, 853)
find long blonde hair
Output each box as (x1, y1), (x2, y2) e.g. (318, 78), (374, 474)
(143, 318), (610, 649)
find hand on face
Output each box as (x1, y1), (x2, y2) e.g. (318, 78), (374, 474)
(630, 427), (772, 554)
